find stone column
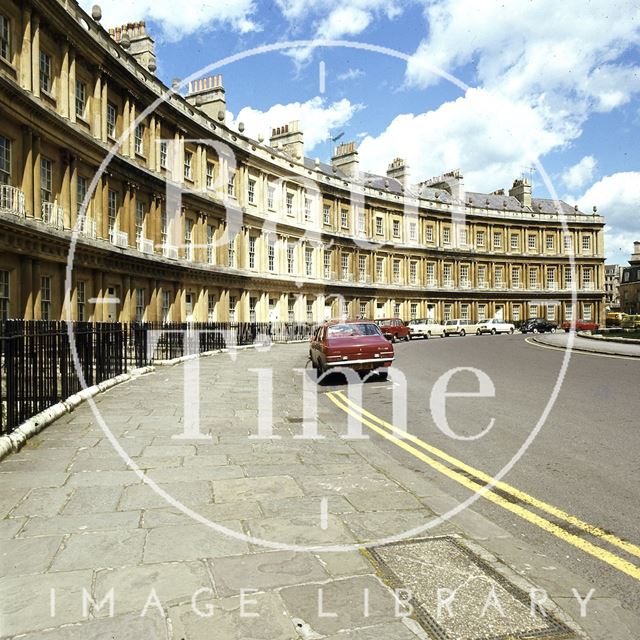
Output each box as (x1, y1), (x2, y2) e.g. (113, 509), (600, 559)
(149, 279), (158, 321)
(32, 260), (41, 320)
(93, 270), (103, 322)
(122, 95), (130, 157)
(69, 155), (77, 229)
(129, 100), (136, 157)
(32, 135), (41, 219)
(101, 74), (108, 142)
(20, 257), (33, 320)
(60, 41), (69, 118)
(20, 4), (32, 91)
(61, 152), (71, 228)
(31, 13), (40, 98)
(21, 126), (33, 217)
(92, 71), (102, 138)
(69, 48), (76, 124)
(149, 115), (156, 169)
(123, 184), (131, 246)
(59, 263), (70, 320)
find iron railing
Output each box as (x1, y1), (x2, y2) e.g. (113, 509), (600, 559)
(0, 320), (317, 435)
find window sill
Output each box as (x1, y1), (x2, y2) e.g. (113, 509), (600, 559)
(0, 56), (17, 78)
(75, 115), (91, 130)
(40, 90), (57, 108)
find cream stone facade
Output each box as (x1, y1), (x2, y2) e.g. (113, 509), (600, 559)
(0, 0), (606, 326)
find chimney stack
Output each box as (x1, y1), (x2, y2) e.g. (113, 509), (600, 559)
(186, 75), (226, 122)
(509, 178), (532, 209)
(109, 22), (156, 73)
(386, 157), (410, 185)
(331, 141), (359, 178)
(420, 169), (465, 201)
(630, 241), (640, 265)
(269, 121), (304, 160)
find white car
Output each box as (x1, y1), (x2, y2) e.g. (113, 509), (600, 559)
(407, 319), (446, 339)
(475, 318), (516, 335)
(443, 319), (477, 337)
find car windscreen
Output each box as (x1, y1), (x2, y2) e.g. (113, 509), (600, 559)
(327, 323), (381, 337)
(445, 320), (457, 325)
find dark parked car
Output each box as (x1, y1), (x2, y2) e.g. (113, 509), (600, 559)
(309, 320), (394, 379)
(374, 318), (411, 342)
(520, 318), (557, 334)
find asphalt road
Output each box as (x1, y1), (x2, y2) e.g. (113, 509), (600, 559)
(320, 333), (640, 615)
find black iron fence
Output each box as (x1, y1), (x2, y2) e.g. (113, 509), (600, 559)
(0, 320), (317, 435)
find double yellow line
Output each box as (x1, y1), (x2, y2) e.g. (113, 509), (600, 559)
(326, 389), (640, 581)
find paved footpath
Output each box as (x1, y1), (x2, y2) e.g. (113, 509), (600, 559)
(532, 332), (640, 357)
(0, 343), (637, 639)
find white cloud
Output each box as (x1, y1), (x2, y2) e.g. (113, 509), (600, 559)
(79, 0), (258, 41)
(576, 172), (640, 263)
(337, 68), (365, 82)
(357, 88), (570, 192)
(402, 0), (640, 178)
(406, 0), (640, 105)
(562, 156), (597, 191)
(228, 97), (362, 151)
(276, 0), (405, 65)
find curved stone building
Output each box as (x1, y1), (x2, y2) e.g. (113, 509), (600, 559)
(0, 0), (605, 325)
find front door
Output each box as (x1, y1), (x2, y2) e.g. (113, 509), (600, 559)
(495, 305), (504, 320)
(105, 286), (118, 321)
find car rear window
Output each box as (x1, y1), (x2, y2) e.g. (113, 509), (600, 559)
(327, 323), (381, 337)
(445, 320), (457, 325)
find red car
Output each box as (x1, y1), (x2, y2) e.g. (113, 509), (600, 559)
(374, 318), (411, 342)
(561, 319), (600, 332)
(309, 320), (394, 379)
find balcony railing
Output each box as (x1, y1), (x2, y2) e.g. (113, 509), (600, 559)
(443, 280), (454, 288)
(0, 185), (26, 216)
(137, 236), (155, 254)
(78, 217), (96, 239)
(478, 281), (488, 289)
(110, 229), (129, 248)
(425, 279), (437, 288)
(359, 274), (372, 284)
(162, 244), (178, 259)
(342, 272), (353, 282)
(460, 280), (471, 289)
(41, 202), (65, 229)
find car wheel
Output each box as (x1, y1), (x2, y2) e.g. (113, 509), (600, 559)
(491, 328), (497, 335)
(550, 327), (556, 333)
(391, 334), (397, 343)
(509, 328), (514, 334)
(426, 331), (431, 339)
(460, 329), (466, 337)
(565, 329), (570, 333)
(476, 329), (482, 336)
(532, 327), (539, 333)
(404, 335), (410, 342)
(378, 371), (389, 381)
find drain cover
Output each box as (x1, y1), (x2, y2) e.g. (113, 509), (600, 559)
(368, 537), (574, 640)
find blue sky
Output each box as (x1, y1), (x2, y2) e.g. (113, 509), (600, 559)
(85, 0), (640, 264)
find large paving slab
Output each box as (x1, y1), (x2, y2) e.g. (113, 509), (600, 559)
(0, 342), (605, 639)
